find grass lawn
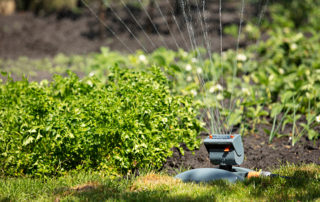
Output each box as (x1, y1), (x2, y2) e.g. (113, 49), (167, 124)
(1, 164), (319, 201)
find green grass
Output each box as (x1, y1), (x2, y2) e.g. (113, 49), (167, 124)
(1, 164), (319, 201)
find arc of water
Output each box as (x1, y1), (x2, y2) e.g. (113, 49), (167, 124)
(193, 0), (222, 135)
(164, 0), (190, 50)
(200, 0), (224, 135)
(107, 3), (150, 53)
(153, 1), (180, 50)
(193, 0), (226, 135)
(198, 0), (227, 135)
(218, 0), (227, 115)
(217, 0), (231, 134)
(179, 0), (217, 133)
(81, 0), (134, 53)
(181, 0), (226, 134)
(192, 0), (229, 134)
(84, 0), (171, 51)
(119, 0), (157, 50)
(136, 0), (170, 49)
(219, 0), (223, 88)
(194, 0), (229, 135)
(254, 0), (269, 48)
(223, 0), (246, 134)
(81, 0), (270, 135)
(121, 0), (221, 134)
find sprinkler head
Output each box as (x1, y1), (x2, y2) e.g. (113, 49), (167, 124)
(204, 134), (244, 166)
(175, 134), (252, 183)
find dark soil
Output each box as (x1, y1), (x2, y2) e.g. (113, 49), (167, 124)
(0, 1), (319, 172)
(164, 132), (320, 174)
(0, 1), (256, 59)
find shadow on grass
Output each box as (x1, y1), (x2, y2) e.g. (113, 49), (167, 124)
(54, 181), (220, 202)
(75, 188), (216, 202)
(243, 169), (320, 201)
(54, 184), (217, 202)
(0, 197), (11, 202)
(52, 169), (320, 201)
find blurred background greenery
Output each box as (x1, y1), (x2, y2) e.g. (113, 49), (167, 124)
(0, 0), (317, 30)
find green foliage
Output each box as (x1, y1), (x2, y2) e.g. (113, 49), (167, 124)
(3, 31), (320, 145)
(248, 29), (320, 144)
(0, 68), (201, 176)
(224, 24), (239, 38)
(3, 1), (320, 147)
(271, 0), (320, 30)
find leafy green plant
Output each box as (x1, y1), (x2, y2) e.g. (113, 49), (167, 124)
(0, 68), (202, 177)
(3, 0), (320, 144)
(271, 0), (320, 30)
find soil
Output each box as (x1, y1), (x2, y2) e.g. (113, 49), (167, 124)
(0, 1), (319, 172)
(0, 1), (256, 59)
(163, 132), (320, 174)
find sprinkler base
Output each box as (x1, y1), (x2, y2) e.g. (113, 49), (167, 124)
(175, 167), (253, 183)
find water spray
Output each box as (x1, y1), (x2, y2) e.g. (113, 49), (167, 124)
(79, 0), (288, 183)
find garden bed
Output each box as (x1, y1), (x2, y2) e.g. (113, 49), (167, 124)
(0, 1), (255, 59)
(164, 131), (320, 174)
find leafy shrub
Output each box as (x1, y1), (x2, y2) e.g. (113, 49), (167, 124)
(258, 0), (320, 33)
(0, 68), (201, 176)
(247, 29), (320, 143)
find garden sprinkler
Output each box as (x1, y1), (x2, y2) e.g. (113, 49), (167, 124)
(175, 134), (273, 183)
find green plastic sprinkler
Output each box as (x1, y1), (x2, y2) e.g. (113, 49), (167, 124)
(175, 134), (273, 183)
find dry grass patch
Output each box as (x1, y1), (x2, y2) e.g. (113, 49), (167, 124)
(70, 182), (100, 192)
(57, 181), (103, 199)
(131, 173), (182, 191)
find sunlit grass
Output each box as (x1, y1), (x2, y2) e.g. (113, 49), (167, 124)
(1, 164), (319, 201)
